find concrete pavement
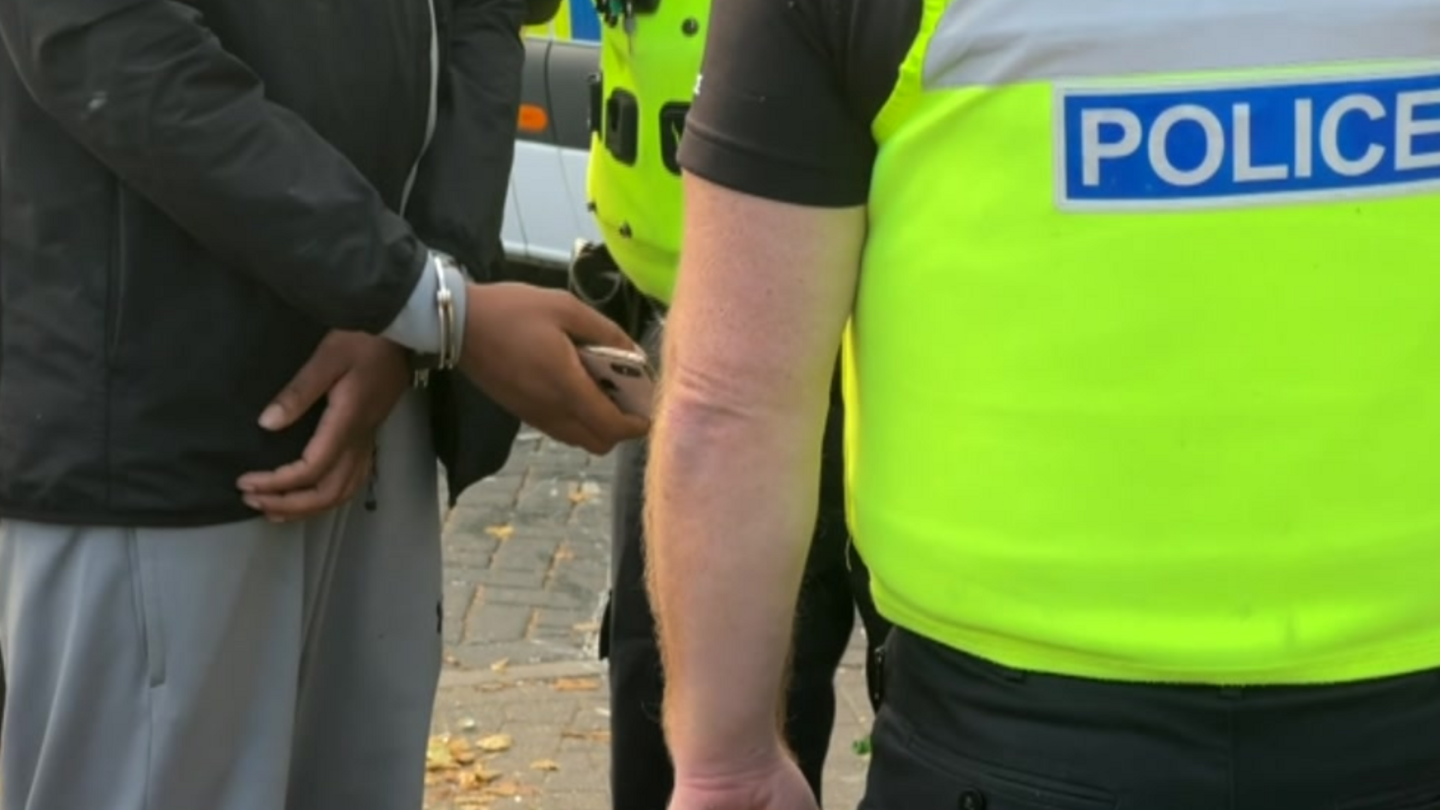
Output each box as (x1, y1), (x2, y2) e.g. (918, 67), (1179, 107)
(425, 431), (876, 809)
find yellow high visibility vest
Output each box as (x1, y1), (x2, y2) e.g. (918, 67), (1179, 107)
(586, 0), (709, 304)
(848, 0), (1440, 684)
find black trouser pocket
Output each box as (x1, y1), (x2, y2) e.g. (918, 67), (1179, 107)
(860, 709), (1117, 810)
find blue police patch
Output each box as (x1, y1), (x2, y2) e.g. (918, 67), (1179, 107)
(1056, 67), (1440, 209)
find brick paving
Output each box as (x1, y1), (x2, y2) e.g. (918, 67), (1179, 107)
(426, 431), (876, 810)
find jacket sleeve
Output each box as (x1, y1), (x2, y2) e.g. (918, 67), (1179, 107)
(525, 0), (563, 26)
(0, 0), (425, 333)
(404, 0), (527, 279)
(409, 0), (528, 500)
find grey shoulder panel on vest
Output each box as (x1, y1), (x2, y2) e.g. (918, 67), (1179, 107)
(925, 0), (1440, 88)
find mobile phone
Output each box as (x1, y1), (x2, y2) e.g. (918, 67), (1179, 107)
(577, 345), (656, 419)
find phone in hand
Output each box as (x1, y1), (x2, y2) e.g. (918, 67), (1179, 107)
(577, 345), (657, 420)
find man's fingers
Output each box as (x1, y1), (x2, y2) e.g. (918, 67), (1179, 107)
(544, 417), (611, 456)
(260, 339), (347, 431)
(238, 395), (356, 493)
(562, 361), (650, 453)
(245, 450), (369, 521)
(237, 457), (312, 496)
(555, 293), (640, 352)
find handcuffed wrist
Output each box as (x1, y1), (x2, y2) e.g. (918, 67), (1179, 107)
(381, 250), (469, 386)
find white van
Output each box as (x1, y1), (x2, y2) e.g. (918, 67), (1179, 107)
(504, 2), (605, 275)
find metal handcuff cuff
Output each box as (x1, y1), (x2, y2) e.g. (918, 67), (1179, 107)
(409, 252), (466, 388)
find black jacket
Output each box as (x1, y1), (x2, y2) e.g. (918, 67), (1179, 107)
(0, 0), (526, 525)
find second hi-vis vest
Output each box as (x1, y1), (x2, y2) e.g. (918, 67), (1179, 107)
(849, 0), (1440, 684)
(586, 0), (709, 305)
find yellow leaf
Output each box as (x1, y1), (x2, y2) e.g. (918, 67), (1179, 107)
(449, 737), (478, 766)
(458, 767), (502, 790)
(552, 677), (600, 692)
(530, 758), (560, 772)
(426, 735), (459, 771)
(477, 733), (513, 753)
(484, 524), (514, 541)
(489, 658), (509, 673)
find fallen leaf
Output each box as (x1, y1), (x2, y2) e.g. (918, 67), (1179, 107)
(571, 621), (601, 633)
(568, 488), (592, 505)
(444, 654), (462, 667)
(530, 758), (560, 772)
(852, 735), (873, 757)
(449, 737), (478, 765)
(553, 677), (600, 692)
(426, 735), (459, 771)
(489, 658), (510, 673)
(459, 717), (478, 732)
(477, 733), (513, 753)
(458, 767), (502, 790)
(553, 547), (575, 562)
(484, 524), (515, 541)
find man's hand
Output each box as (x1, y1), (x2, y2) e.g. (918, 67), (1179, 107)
(460, 282), (649, 454)
(237, 331), (410, 521)
(669, 750), (817, 810)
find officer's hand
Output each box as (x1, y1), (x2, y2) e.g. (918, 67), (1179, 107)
(237, 331), (409, 521)
(669, 750), (818, 810)
(460, 282), (649, 455)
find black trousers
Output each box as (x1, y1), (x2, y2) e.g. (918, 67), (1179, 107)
(862, 628), (1440, 810)
(601, 327), (891, 810)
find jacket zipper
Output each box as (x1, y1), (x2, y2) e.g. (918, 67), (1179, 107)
(400, 0), (442, 215)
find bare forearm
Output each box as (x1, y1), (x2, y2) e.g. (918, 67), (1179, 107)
(646, 176), (866, 778)
(647, 383), (828, 774)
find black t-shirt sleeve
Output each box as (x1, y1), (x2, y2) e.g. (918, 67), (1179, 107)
(677, 0), (920, 208)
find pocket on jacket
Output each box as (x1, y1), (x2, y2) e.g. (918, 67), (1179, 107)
(860, 709), (1117, 810)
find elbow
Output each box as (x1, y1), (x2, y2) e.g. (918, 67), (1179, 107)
(5, 21), (86, 116)
(649, 377), (758, 486)
(654, 369), (764, 453)
(652, 390), (747, 474)
(523, 0), (563, 25)
(5, 10), (150, 143)
(8, 2), (210, 136)
(648, 366), (805, 497)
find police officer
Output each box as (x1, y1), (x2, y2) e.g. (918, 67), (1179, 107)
(645, 0), (1440, 807)
(575, 1), (891, 807)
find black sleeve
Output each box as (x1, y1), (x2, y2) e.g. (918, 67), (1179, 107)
(0, 0), (423, 333)
(410, 0), (527, 500)
(677, 0), (919, 208)
(406, 0), (527, 280)
(523, 0), (563, 25)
